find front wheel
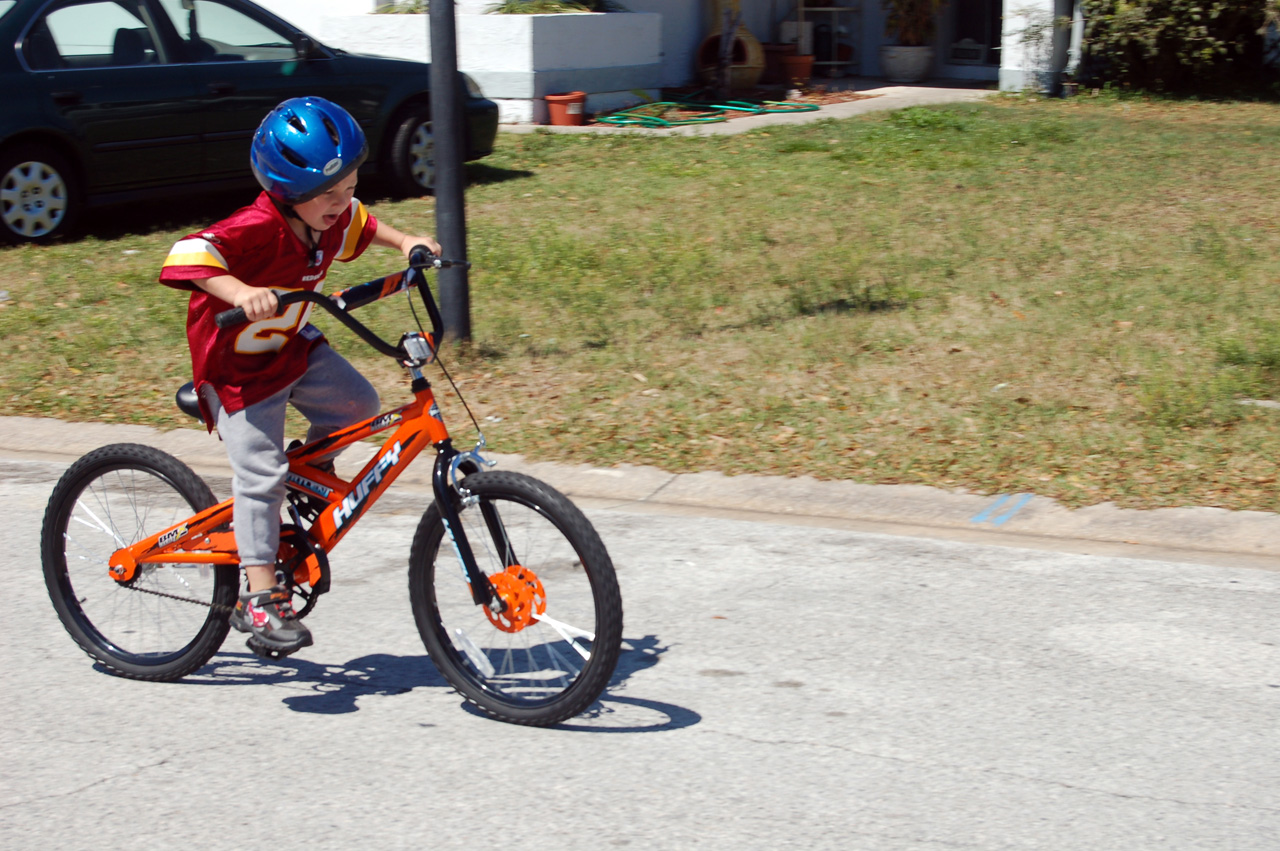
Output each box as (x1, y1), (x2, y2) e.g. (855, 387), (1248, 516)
(409, 471), (623, 726)
(41, 444), (237, 681)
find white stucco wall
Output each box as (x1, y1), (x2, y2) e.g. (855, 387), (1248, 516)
(617, 0), (701, 87)
(317, 12), (663, 124)
(320, 14), (431, 62)
(254, 1), (491, 38)
(255, 0), (374, 37)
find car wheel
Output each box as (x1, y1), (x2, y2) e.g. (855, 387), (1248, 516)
(385, 106), (435, 196)
(0, 145), (78, 244)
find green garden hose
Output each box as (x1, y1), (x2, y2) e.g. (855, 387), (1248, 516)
(595, 102), (728, 128)
(595, 95), (820, 129)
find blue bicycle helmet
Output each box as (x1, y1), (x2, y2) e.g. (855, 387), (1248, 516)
(250, 96), (368, 205)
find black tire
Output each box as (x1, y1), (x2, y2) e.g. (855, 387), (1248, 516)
(0, 143), (79, 244)
(41, 444), (237, 681)
(383, 104), (435, 196)
(409, 471), (623, 726)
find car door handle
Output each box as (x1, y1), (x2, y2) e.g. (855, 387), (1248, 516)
(52, 90), (82, 106)
(207, 81), (235, 96)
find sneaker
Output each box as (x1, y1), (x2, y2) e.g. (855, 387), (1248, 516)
(228, 586), (313, 655)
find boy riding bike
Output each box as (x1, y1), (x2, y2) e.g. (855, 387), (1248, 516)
(159, 96), (440, 657)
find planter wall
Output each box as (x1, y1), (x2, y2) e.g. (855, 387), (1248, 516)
(319, 13), (663, 124)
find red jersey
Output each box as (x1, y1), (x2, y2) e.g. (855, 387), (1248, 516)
(159, 192), (378, 425)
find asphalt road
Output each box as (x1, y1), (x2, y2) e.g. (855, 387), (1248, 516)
(2, 457), (1277, 850)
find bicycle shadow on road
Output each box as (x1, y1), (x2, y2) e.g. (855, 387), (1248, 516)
(177, 650), (450, 715)
(173, 634), (698, 731)
(449, 632), (699, 732)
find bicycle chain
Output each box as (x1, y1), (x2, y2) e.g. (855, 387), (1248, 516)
(122, 582), (236, 614)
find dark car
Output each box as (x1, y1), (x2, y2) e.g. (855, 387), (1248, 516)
(0, 0), (499, 244)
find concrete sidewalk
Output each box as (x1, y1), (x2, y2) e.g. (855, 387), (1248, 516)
(500, 79), (996, 137)
(3, 415), (1277, 570)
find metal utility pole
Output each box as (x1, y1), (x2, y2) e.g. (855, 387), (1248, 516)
(428, 1), (470, 340)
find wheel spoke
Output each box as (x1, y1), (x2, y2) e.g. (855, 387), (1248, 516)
(43, 448), (232, 679)
(410, 471), (621, 725)
(533, 618), (593, 661)
(72, 499), (128, 549)
(453, 626), (497, 678)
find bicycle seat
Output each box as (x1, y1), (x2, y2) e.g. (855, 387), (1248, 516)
(175, 382), (203, 420)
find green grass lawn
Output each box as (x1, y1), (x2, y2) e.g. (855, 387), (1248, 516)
(3, 94), (1279, 512)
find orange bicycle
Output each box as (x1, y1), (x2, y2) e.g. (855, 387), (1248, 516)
(40, 249), (623, 726)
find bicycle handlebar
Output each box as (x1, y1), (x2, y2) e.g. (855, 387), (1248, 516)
(212, 246), (467, 360)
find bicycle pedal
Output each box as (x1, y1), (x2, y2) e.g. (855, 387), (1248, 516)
(245, 637), (300, 661)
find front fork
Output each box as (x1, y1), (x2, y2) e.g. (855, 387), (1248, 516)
(432, 438), (508, 613)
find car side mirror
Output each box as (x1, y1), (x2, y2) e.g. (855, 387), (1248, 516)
(296, 35), (322, 60)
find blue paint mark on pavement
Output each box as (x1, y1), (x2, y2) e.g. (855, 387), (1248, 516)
(970, 494), (1011, 524)
(971, 493), (1033, 526)
(990, 493), (1033, 526)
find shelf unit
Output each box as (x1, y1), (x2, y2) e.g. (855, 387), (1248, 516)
(791, 3), (862, 76)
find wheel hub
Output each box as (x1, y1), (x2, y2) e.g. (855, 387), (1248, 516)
(485, 564), (546, 633)
(409, 124), (434, 189)
(2, 161), (67, 237)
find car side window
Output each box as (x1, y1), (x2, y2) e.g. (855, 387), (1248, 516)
(24, 0), (162, 70)
(153, 0), (296, 63)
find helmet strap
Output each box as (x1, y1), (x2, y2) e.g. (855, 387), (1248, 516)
(270, 196), (323, 268)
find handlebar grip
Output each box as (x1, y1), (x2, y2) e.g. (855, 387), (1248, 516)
(214, 306), (248, 329)
(408, 244), (472, 271)
(408, 245), (437, 269)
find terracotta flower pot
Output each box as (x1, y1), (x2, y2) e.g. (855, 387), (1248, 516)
(545, 91), (587, 126)
(780, 53), (815, 86)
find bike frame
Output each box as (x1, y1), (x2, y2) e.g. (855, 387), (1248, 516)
(104, 255), (503, 611)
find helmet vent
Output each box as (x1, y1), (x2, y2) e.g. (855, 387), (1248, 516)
(321, 115), (341, 146)
(287, 113), (307, 134)
(278, 143), (308, 169)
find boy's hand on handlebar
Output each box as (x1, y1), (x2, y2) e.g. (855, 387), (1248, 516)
(401, 234), (441, 259)
(235, 286), (279, 323)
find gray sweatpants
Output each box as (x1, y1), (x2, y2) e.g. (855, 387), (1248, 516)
(211, 343), (380, 566)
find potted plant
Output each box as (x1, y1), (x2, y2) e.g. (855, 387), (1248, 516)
(879, 0), (945, 83)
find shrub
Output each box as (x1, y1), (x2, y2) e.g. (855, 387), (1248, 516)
(1079, 0), (1280, 93)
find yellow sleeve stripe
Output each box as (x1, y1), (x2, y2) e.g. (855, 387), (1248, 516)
(163, 238), (229, 271)
(337, 200), (369, 262)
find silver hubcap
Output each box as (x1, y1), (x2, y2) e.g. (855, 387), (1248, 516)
(1, 160), (68, 238)
(408, 122), (435, 189)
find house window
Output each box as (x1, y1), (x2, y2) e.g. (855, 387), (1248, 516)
(948, 0), (1001, 66)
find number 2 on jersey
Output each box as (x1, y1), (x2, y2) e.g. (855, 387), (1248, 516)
(234, 291), (313, 354)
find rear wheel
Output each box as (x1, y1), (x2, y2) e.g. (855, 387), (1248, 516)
(0, 144), (78, 244)
(384, 105), (435, 196)
(41, 444), (237, 681)
(409, 471), (623, 726)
